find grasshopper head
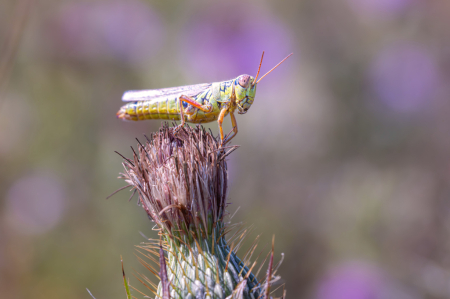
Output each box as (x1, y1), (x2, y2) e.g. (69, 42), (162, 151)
(235, 74), (256, 115)
(234, 52), (292, 115)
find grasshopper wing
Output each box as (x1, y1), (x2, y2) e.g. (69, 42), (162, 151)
(122, 83), (211, 102)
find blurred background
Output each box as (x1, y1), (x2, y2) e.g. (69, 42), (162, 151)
(1, 0), (450, 298)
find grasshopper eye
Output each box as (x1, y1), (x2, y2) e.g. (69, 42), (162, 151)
(238, 75), (250, 88)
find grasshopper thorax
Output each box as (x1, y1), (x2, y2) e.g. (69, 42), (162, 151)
(234, 74), (256, 115)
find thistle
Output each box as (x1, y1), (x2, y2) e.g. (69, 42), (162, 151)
(116, 124), (285, 299)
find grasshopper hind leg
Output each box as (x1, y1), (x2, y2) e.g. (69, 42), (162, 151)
(174, 95), (213, 135)
(180, 95), (212, 113)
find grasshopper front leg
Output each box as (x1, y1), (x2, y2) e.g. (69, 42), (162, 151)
(223, 111), (238, 144)
(217, 107), (238, 145)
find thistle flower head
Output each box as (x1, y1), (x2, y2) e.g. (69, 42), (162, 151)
(121, 124), (235, 241)
(117, 124), (284, 299)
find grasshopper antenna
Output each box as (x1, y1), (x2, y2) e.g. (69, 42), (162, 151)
(256, 53), (293, 84)
(253, 51), (265, 86)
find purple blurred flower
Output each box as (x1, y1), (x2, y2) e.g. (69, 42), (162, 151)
(180, 2), (292, 81)
(4, 172), (67, 235)
(347, 0), (413, 18)
(49, 0), (164, 64)
(314, 262), (384, 299)
(368, 43), (439, 114)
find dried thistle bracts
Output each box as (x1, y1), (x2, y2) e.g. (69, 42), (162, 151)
(120, 124), (237, 240)
(116, 124), (284, 298)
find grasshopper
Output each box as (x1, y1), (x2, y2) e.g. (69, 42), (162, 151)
(117, 52), (292, 144)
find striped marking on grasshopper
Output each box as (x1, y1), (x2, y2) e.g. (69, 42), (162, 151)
(117, 52), (292, 144)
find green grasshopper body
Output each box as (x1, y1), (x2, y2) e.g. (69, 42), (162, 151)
(117, 53), (292, 143)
